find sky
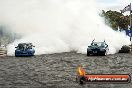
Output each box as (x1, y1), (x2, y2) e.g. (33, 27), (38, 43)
(97, 0), (132, 12)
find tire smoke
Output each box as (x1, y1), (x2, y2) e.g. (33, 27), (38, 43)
(0, 0), (130, 56)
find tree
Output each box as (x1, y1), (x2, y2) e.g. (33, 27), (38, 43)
(101, 10), (129, 30)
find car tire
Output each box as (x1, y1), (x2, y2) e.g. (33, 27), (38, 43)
(15, 53), (17, 57)
(102, 51), (107, 56)
(87, 52), (90, 56)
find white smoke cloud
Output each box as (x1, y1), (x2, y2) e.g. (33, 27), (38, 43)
(0, 0), (130, 56)
(98, 0), (131, 11)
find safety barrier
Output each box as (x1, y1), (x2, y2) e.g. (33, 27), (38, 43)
(0, 49), (7, 56)
(129, 45), (132, 52)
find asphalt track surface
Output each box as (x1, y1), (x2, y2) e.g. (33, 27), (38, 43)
(0, 52), (132, 88)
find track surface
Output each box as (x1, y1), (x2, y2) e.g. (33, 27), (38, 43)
(0, 52), (132, 88)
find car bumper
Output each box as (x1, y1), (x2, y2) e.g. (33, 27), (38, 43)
(15, 52), (34, 56)
(87, 49), (105, 54)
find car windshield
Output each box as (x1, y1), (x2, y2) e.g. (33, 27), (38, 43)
(91, 42), (105, 47)
(17, 44), (26, 49)
(27, 43), (33, 49)
(17, 43), (32, 50)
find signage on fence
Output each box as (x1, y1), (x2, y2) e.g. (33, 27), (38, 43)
(126, 30), (132, 37)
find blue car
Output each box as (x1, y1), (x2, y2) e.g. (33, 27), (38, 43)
(15, 43), (35, 57)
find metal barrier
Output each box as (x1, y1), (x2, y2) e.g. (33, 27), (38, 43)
(0, 49), (7, 56)
(129, 45), (132, 52)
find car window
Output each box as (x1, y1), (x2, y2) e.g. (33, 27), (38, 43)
(91, 42), (108, 47)
(18, 44), (24, 49)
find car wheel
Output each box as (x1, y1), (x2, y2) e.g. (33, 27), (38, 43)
(102, 51), (107, 56)
(15, 53), (17, 57)
(87, 52), (90, 56)
(104, 51), (107, 56)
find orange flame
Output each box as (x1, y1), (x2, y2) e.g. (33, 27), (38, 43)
(77, 66), (86, 76)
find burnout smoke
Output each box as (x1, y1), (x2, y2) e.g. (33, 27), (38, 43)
(0, 0), (130, 56)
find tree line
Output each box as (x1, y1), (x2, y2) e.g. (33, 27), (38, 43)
(101, 10), (132, 30)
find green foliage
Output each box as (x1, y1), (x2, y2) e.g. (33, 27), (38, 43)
(101, 10), (131, 30)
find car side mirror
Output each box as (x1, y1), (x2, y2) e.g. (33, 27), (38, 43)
(106, 44), (108, 47)
(15, 47), (17, 48)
